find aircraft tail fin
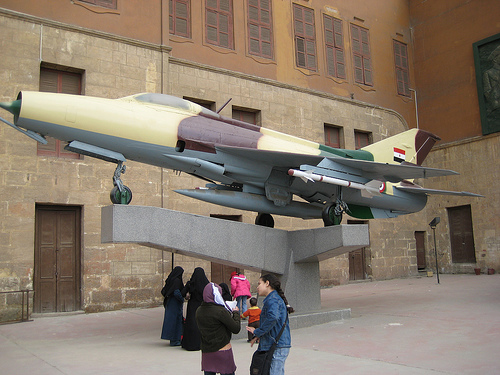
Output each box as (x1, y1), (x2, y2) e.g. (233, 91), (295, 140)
(361, 129), (440, 166)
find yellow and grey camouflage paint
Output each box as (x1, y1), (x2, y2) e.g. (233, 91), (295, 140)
(0, 91), (447, 220)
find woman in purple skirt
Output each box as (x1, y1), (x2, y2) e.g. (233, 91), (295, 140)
(195, 282), (241, 375)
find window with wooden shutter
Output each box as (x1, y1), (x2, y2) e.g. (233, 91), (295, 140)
(206, 0), (234, 49)
(232, 107), (260, 126)
(248, 0), (273, 59)
(79, 0), (117, 9)
(324, 15), (345, 79)
(38, 68), (82, 159)
(351, 24), (372, 86)
(183, 96), (216, 111)
(293, 4), (317, 71)
(354, 130), (372, 150)
(394, 40), (411, 97)
(324, 125), (342, 148)
(170, 0), (191, 38)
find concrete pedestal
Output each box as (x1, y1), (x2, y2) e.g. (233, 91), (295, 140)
(101, 205), (369, 324)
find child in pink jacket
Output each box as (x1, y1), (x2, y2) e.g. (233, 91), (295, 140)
(230, 271), (251, 315)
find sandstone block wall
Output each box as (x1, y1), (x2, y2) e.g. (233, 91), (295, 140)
(2, 9), (496, 318)
(419, 134), (500, 274)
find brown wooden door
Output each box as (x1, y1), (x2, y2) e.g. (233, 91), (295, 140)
(349, 249), (366, 281)
(448, 205), (476, 263)
(348, 220), (367, 281)
(415, 231), (426, 270)
(35, 206), (81, 313)
(211, 264), (238, 286)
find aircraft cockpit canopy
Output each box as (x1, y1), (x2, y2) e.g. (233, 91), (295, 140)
(133, 93), (218, 118)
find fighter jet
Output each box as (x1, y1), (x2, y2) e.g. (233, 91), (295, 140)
(0, 91), (481, 227)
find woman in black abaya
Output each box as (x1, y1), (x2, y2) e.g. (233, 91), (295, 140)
(220, 282), (232, 301)
(161, 266), (184, 346)
(181, 267), (209, 351)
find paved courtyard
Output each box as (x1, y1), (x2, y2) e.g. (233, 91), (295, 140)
(1, 274), (499, 374)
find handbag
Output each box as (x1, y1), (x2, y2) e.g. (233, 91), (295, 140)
(250, 314), (288, 375)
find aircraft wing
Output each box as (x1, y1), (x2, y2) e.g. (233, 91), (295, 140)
(395, 185), (484, 197)
(215, 145), (324, 167)
(328, 157), (459, 182)
(215, 145), (459, 183)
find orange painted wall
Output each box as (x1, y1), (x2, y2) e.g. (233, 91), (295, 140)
(410, 0), (500, 143)
(169, 0), (417, 129)
(0, 0), (166, 45)
(1, 0), (418, 129)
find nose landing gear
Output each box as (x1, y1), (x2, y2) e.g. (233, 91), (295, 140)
(110, 162), (132, 205)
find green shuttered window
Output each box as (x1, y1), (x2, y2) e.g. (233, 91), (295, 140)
(293, 4), (317, 71)
(324, 15), (345, 79)
(248, 0), (273, 59)
(394, 40), (411, 97)
(206, 0), (234, 49)
(170, 0), (191, 38)
(351, 24), (372, 86)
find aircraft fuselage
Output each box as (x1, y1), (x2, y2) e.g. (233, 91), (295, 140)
(1, 91), (440, 221)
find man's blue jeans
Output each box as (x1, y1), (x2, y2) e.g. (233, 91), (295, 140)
(270, 347), (290, 375)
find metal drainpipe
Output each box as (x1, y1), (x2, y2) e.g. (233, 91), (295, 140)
(409, 88), (419, 129)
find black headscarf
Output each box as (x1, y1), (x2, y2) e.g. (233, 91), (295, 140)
(188, 267), (209, 293)
(162, 266), (184, 301)
(220, 282), (232, 301)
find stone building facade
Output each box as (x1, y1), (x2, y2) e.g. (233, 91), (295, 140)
(409, 0), (500, 276)
(0, 1), (498, 320)
(0, 9), (170, 319)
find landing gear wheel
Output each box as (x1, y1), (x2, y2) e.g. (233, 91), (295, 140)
(322, 203), (342, 226)
(255, 213), (275, 228)
(110, 185), (133, 205)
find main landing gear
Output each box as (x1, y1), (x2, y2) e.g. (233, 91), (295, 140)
(110, 161), (132, 205)
(255, 199), (346, 228)
(255, 213), (275, 228)
(322, 199), (347, 226)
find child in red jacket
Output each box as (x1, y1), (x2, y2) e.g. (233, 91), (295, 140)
(242, 297), (261, 342)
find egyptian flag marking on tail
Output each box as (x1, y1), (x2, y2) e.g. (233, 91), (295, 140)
(394, 147), (406, 163)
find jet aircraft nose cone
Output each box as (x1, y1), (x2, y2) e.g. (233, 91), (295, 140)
(0, 99), (21, 117)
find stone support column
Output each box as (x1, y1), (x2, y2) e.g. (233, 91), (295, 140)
(101, 205), (369, 312)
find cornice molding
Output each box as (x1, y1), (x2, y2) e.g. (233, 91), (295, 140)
(0, 7), (406, 130)
(0, 7), (171, 53)
(432, 132), (499, 151)
(169, 57), (409, 130)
